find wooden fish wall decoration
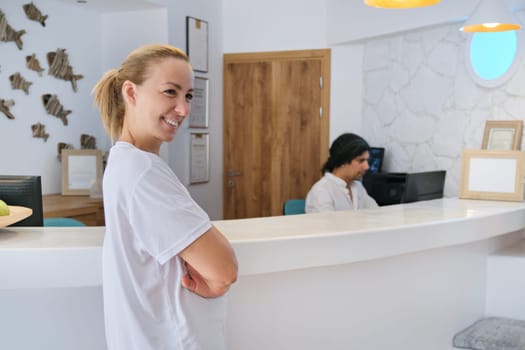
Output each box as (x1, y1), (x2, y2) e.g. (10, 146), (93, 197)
(0, 10), (26, 50)
(42, 94), (71, 126)
(23, 2), (48, 27)
(80, 134), (97, 149)
(26, 53), (45, 76)
(57, 142), (73, 160)
(0, 98), (16, 120)
(47, 49), (84, 92)
(31, 122), (49, 142)
(9, 72), (32, 95)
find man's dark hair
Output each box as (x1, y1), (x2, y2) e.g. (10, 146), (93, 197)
(321, 133), (370, 174)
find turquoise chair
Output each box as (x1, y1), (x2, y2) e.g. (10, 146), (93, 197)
(283, 199), (306, 215)
(44, 217), (86, 227)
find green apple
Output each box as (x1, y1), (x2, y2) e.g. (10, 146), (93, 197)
(0, 199), (9, 216)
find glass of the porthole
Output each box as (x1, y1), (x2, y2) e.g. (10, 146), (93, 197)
(466, 30), (522, 88)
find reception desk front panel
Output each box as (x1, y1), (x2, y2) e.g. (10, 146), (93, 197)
(1, 198), (524, 350)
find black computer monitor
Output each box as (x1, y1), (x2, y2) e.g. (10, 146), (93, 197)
(368, 147), (385, 174)
(0, 175), (43, 226)
(400, 170), (446, 204)
(362, 172), (407, 206)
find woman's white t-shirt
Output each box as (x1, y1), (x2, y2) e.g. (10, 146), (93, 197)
(102, 142), (226, 350)
(305, 172), (378, 213)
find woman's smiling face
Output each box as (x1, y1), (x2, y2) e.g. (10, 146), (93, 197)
(121, 57), (194, 153)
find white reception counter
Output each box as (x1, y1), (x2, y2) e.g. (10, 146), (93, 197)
(1, 198), (524, 349)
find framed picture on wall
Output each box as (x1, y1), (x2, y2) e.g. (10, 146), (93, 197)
(61, 149), (103, 196)
(459, 149), (524, 202)
(189, 76), (209, 128)
(186, 16), (208, 73)
(189, 133), (210, 184)
(481, 120), (523, 150)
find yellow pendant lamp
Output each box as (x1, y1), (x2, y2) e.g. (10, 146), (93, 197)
(364, 0), (440, 9)
(460, 0), (521, 32)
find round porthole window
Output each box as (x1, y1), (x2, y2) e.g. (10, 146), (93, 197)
(467, 31), (522, 87)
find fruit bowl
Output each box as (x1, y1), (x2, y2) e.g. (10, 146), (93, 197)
(0, 206), (33, 228)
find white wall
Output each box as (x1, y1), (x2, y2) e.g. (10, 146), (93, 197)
(329, 44), (365, 141)
(222, 0), (326, 53)
(100, 9), (168, 73)
(361, 22), (525, 198)
(0, 0), (104, 194)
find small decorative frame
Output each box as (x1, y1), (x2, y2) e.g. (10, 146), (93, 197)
(190, 133), (210, 184)
(459, 149), (525, 202)
(189, 76), (209, 128)
(61, 149), (103, 196)
(186, 16), (208, 73)
(482, 120), (523, 150)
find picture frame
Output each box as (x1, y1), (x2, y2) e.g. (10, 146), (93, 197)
(189, 76), (209, 128)
(186, 16), (208, 73)
(189, 133), (210, 184)
(61, 149), (103, 196)
(481, 120), (523, 150)
(459, 149), (525, 202)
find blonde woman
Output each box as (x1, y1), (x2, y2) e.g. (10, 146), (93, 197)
(93, 44), (237, 350)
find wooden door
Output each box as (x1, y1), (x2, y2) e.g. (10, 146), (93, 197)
(223, 49), (330, 219)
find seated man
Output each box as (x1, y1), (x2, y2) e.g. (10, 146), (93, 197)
(305, 133), (378, 213)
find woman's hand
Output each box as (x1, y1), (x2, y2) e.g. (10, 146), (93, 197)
(182, 260), (232, 298)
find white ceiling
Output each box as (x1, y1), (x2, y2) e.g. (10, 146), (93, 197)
(53, 0), (525, 15)
(53, 0), (164, 13)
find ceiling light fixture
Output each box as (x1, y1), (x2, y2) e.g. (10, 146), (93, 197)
(460, 0), (521, 32)
(364, 0), (440, 9)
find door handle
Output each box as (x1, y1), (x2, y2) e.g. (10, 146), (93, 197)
(227, 170), (242, 177)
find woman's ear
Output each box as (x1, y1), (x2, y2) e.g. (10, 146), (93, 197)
(122, 80), (137, 106)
